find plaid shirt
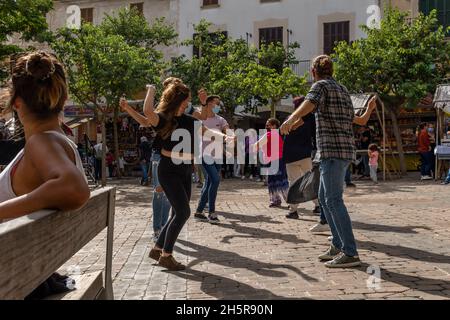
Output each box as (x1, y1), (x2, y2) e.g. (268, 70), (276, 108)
(305, 78), (355, 161)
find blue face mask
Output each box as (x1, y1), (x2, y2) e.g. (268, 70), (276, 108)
(428, 128), (434, 134)
(212, 105), (221, 114)
(185, 103), (193, 114)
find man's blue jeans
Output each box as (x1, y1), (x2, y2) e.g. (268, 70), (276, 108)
(319, 158), (358, 257)
(151, 153), (170, 233)
(197, 163), (222, 214)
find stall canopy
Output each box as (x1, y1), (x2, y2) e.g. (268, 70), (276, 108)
(433, 84), (450, 179)
(351, 93), (373, 113)
(433, 84), (450, 114)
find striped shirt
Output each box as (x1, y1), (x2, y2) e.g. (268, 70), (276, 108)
(305, 78), (355, 161)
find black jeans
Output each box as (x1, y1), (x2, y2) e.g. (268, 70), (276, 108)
(156, 156), (192, 254)
(94, 158), (102, 181)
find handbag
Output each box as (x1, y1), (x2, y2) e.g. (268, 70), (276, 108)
(287, 164), (320, 204)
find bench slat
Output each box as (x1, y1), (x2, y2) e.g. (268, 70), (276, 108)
(0, 187), (115, 300)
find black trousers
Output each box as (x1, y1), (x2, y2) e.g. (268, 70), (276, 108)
(156, 156), (192, 253)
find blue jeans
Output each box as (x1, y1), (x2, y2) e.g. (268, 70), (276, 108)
(319, 158), (358, 257)
(445, 169), (450, 183)
(197, 162), (222, 214)
(151, 153), (170, 233)
(140, 160), (150, 183)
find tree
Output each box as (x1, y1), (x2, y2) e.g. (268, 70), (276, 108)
(100, 8), (177, 178)
(208, 38), (258, 124)
(52, 23), (160, 186)
(245, 64), (307, 118)
(334, 8), (450, 174)
(168, 20), (225, 104)
(0, 0), (53, 82)
(169, 20), (307, 121)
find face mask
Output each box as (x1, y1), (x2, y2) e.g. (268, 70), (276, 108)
(185, 103), (193, 114)
(428, 128), (434, 134)
(212, 105), (221, 114)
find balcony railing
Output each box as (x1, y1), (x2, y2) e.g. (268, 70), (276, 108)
(291, 60), (312, 83)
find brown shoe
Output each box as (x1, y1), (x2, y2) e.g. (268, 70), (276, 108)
(158, 255), (186, 271)
(149, 248), (162, 261)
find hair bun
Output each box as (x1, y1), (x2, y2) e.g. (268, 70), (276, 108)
(26, 52), (56, 80)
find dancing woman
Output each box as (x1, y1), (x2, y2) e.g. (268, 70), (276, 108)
(120, 82), (232, 271)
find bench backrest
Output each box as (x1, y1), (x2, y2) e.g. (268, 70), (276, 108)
(0, 187), (115, 300)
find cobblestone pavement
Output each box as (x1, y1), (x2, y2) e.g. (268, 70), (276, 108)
(61, 174), (450, 300)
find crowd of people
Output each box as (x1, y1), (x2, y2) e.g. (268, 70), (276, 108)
(1, 49), (449, 280)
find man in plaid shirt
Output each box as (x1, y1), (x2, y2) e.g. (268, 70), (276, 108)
(281, 55), (376, 268)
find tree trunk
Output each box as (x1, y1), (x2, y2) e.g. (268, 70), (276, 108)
(113, 106), (122, 179)
(387, 106), (407, 175)
(101, 119), (107, 187)
(270, 100), (277, 118)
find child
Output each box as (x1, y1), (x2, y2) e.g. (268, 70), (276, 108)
(368, 144), (379, 184)
(254, 118), (289, 207)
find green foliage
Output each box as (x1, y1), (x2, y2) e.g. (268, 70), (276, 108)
(245, 64), (307, 117)
(334, 8), (450, 110)
(101, 8), (177, 49)
(0, 0), (53, 82)
(258, 42), (300, 72)
(169, 20), (306, 117)
(51, 8), (176, 113)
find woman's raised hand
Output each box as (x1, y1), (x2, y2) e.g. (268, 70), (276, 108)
(120, 97), (129, 112)
(146, 84), (156, 96)
(198, 88), (208, 106)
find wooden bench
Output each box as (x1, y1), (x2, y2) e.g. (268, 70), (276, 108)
(0, 187), (116, 300)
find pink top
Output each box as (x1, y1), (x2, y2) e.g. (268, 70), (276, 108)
(263, 130), (283, 163)
(369, 151), (379, 166)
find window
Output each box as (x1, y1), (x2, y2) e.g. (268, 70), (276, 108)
(259, 27), (283, 47)
(80, 8), (94, 24)
(323, 21), (349, 55)
(419, 0), (450, 35)
(130, 2), (144, 15)
(193, 31), (228, 57)
(202, 0), (219, 7)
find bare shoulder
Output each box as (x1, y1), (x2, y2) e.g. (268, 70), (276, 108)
(24, 132), (74, 164)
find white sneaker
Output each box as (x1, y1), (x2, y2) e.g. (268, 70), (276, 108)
(309, 223), (330, 234)
(421, 175), (433, 181)
(328, 236), (333, 242)
(241, 176), (246, 180)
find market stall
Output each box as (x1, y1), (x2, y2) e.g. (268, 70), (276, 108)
(433, 84), (450, 180)
(350, 93), (388, 180)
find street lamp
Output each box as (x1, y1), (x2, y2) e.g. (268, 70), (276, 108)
(287, 29), (293, 46)
(246, 32), (253, 46)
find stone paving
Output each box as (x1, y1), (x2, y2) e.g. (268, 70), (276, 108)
(61, 174), (450, 300)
